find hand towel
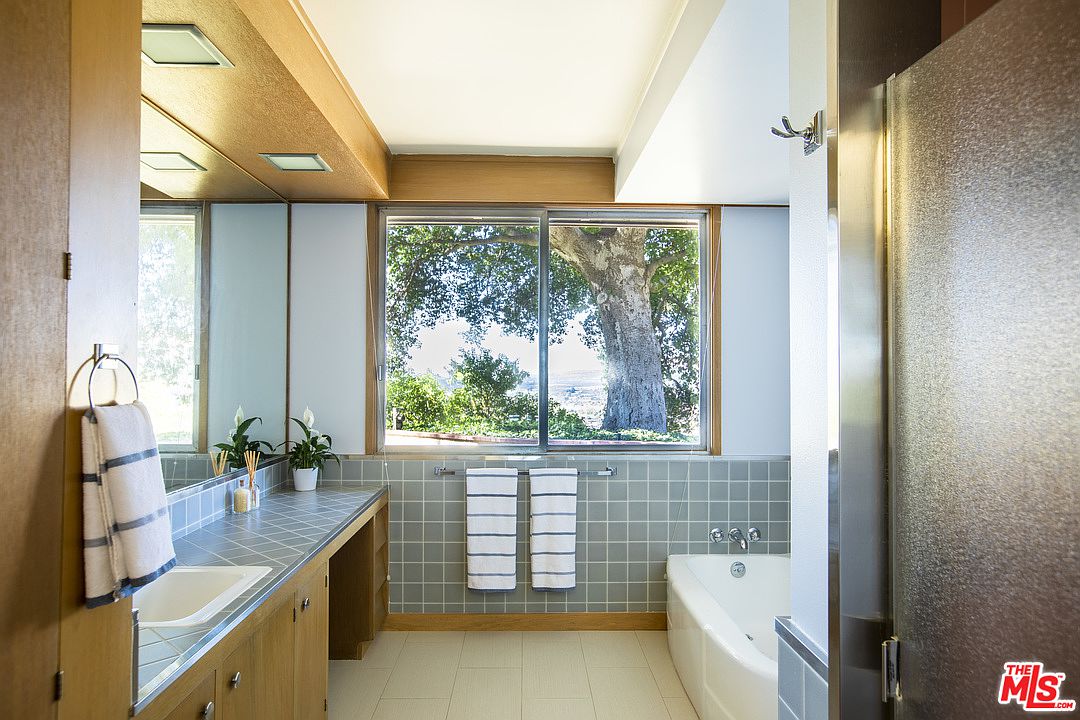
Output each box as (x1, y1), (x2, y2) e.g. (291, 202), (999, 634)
(82, 401), (176, 608)
(465, 467), (519, 591)
(528, 468), (578, 591)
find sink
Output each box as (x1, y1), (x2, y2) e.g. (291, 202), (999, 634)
(134, 566), (271, 627)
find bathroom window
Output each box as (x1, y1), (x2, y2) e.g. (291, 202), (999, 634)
(137, 206), (204, 450)
(379, 208), (708, 449)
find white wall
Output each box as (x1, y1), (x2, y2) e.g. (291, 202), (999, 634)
(787, 0), (830, 655)
(208, 203), (288, 449)
(289, 204), (367, 453)
(720, 206), (791, 455)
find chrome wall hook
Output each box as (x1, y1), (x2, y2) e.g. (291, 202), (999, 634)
(771, 110), (824, 155)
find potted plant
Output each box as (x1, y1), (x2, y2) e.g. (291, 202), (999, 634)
(280, 407), (338, 492)
(215, 406), (274, 472)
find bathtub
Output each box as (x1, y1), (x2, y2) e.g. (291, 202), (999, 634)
(667, 554), (791, 720)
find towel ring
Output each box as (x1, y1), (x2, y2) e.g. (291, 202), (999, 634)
(88, 354), (139, 410)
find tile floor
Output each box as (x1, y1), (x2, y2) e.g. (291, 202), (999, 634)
(328, 630), (700, 720)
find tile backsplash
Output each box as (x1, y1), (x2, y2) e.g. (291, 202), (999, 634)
(166, 457), (288, 541)
(323, 454), (790, 614)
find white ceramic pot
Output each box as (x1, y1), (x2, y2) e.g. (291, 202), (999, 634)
(293, 467), (319, 492)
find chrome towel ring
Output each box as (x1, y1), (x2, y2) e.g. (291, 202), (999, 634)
(88, 348), (139, 410)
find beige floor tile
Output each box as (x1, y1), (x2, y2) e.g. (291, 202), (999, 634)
(381, 640), (462, 698)
(588, 667), (670, 720)
(636, 632), (688, 698)
(371, 698), (450, 720)
(328, 662), (390, 720)
(663, 696), (700, 720)
(460, 631), (523, 667)
(580, 631), (648, 668)
(405, 631), (465, 645)
(446, 668), (522, 720)
(522, 639), (591, 698)
(522, 631), (580, 644)
(361, 632), (408, 669)
(522, 698), (597, 720)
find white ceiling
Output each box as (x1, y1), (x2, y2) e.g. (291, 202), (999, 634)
(615, 0), (790, 204)
(299, 0), (685, 155)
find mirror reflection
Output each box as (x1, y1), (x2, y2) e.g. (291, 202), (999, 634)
(137, 202), (287, 492)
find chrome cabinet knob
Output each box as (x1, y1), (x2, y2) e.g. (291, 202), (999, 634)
(748, 527), (762, 542)
(301, 597), (311, 612)
(201, 701), (215, 719)
(709, 528), (725, 543)
(229, 671), (241, 688)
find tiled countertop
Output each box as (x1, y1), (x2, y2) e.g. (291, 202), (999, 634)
(134, 484), (387, 713)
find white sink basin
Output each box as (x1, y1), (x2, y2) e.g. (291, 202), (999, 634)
(134, 566), (271, 627)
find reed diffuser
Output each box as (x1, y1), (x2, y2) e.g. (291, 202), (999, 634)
(245, 450), (261, 509)
(209, 449), (228, 477)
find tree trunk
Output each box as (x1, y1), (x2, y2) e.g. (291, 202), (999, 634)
(550, 227), (667, 433)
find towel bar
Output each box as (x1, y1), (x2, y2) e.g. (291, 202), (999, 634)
(433, 466), (616, 477)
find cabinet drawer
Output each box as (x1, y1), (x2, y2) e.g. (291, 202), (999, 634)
(160, 670), (216, 720)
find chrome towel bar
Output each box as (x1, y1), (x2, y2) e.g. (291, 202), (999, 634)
(433, 466), (616, 478)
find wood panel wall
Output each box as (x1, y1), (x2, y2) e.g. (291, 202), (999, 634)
(389, 155), (615, 204)
(0, 2), (71, 717)
(941, 0), (1002, 40)
(58, 1), (143, 718)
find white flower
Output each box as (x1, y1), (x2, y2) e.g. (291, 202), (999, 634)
(234, 405), (245, 427)
(302, 406), (315, 429)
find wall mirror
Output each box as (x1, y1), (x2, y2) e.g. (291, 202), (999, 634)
(139, 110), (287, 493)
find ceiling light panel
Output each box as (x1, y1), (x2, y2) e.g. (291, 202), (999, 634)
(259, 153), (333, 172)
(140, 152), (207, 171)
(142, 24), (233, 68)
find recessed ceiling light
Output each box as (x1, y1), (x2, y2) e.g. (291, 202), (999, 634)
(140, 152), (207, 171)
(142, 24), (233, 68)
(259, 153), (333, 172)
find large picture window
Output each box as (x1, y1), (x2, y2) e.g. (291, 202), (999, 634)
(381, 208), (707, 449)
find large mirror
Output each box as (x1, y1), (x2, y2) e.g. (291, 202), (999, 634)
(137, 200), (287, 493)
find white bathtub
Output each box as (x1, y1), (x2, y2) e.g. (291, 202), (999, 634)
(667, 554), (791, 720)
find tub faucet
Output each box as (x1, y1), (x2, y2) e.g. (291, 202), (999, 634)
(728, 527), (748, 551)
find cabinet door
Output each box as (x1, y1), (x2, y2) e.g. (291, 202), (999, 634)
(294, 564), (329, 720)
(218, 637), (255, 719)
(162, 670), (216, 720)
(253, 598), (295, 720)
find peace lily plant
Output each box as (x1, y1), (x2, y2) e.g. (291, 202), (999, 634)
(215, 405), (273, 471)
(279, 407), (338, 492)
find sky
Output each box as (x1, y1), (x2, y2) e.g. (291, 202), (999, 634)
(407, 314), (604, 387)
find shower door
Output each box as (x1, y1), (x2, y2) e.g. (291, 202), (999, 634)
(887, 0), (1080, 718)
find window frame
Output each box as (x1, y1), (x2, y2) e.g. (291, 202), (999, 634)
(138, 203), (208, 453)
(374, 205), (712, 454)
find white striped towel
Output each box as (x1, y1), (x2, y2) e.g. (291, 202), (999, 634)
(82, 401), (176, 608)
(465, 467), (519, 592)
(529, 468), (578, 591)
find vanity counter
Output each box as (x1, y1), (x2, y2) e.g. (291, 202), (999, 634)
(134, 483), (387, 713)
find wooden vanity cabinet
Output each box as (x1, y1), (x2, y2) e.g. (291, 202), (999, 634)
(252, 597), (296, 720)
(139, 494), (386, 720)
(161, 670), (216, 720)
(294, 564), (330, 720)
(218, 638), (255, 719)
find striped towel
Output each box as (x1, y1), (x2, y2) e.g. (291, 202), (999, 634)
(465, 467), (519, 591)
(529, 468), (578, 591)
(82, 401), (176, 608)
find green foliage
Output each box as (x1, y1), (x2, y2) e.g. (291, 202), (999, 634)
(279, 417), (339, 472)
(214, 416), (274, 470)
(386, 352), (694, 444)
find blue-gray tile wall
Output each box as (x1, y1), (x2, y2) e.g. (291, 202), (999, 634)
(324, 454), (789, 614)
(166, 457), (288, 541)
(778, 619), (828, 720)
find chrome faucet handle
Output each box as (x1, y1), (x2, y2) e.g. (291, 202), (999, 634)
(748, 527), (762, 543)
(709, 528), (725, 543)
